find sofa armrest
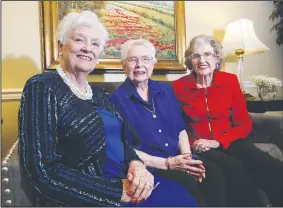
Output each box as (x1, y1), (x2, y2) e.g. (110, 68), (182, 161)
(1, 141), (32, 207)
(249, 112), (283, 151)
(254, 143), (283, 162)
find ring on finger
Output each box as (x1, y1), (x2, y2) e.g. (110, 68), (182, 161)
(145, 182), (153, 188)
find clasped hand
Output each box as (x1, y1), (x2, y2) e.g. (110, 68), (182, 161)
(168, 153), (206, 183)
(121, 161), (154, 203)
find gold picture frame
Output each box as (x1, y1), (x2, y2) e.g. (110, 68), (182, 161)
(39, 1), (186, 73)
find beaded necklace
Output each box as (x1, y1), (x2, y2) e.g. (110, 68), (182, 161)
(57, 67), (93, 100)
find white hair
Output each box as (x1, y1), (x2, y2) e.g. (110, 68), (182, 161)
(120, 39), (157, 63)
(56, 10), (108, 52)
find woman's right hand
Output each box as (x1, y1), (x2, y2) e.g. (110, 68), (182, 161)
(120, 177), (154, 203)
(121, 179), (133, 203)
(123, 161), (154, 203)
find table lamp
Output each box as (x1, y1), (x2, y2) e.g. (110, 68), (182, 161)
(221, 18), (270, 99)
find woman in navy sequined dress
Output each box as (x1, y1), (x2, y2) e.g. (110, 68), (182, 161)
(18, 11), (155, 207)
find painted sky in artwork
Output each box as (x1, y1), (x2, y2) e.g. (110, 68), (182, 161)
(58, 1), (176, 60)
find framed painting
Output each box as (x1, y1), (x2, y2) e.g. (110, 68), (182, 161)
(39, 1), (186, 73)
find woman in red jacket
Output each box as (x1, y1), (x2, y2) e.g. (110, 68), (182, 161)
(173, 34), (283, 207)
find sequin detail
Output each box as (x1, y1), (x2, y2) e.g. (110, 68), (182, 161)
(18, 72), (141, 206)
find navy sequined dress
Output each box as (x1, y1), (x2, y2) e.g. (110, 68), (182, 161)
(18, 71), (141, 207)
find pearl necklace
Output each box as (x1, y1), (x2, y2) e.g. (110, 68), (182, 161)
(56, 67), (93, 100)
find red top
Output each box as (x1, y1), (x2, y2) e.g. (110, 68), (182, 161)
(173, 71), (253, 149)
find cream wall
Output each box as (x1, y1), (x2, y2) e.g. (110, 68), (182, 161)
(1, 1), (42, 158)
(184, 1), (283, 96)
(2, 1), (42, 89)
(2, 1), (282, 87)
(2, 2), (42, 70)
(1, 1), (283, 157)
(186, 1), (283, 76)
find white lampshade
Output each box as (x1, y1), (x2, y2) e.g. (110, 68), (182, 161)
(222, 18), (270, 57)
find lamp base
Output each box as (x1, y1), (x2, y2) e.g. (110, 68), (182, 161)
(243, 91), (256, 100)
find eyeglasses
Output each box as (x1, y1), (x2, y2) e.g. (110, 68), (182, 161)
(126, 56), (153, 65)
(190, 52), (216, 61)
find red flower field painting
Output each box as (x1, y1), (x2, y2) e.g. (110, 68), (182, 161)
(58, 1), (176, 60)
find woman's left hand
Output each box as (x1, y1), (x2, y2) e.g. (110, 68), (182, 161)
(127, 160), (154, 203)
(193, 139), (220, 153)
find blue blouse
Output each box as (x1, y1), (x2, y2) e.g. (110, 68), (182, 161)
(111, 78), (187, 158)
(95, 106), (126, 179)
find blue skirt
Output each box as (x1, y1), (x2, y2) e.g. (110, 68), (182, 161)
(122, 174), (198, 207)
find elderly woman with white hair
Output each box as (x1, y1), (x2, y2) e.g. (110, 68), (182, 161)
(173, 34), (283, 207)
(110, 39), (232, 206)
(18, 11), (155, 207)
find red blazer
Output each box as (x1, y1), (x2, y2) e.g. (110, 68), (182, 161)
(173, 71), (253, 149)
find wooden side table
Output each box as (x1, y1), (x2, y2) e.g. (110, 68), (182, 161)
(246, 97), (283, 113)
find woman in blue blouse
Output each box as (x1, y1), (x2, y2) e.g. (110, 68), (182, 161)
(110, 39), (243, 206)
(18, 11), (155, 207)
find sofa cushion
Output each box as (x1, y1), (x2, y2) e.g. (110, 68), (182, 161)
(254, 143), (283, 162)
(249, 112), (283, 151)
(1, 142), (281, 207)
